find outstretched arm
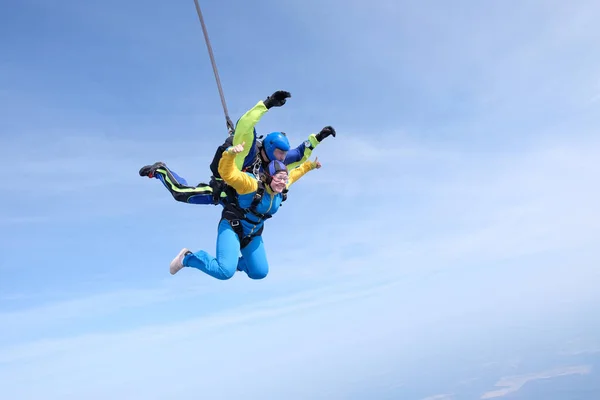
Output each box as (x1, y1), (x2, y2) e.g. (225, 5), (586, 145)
(231, 101), (268, 171)
(283, 134), (318, 169)
(232, 90), (292, 170)
(218, 142), (258, 195)
(285, 126), (336, 170)
(287, 158), (321, 188)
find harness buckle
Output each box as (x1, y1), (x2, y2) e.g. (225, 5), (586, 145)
(230, 220), (240, 227)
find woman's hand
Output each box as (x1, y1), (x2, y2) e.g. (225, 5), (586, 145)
(313, 157), (322, 169)
(229, 141), (245, 154)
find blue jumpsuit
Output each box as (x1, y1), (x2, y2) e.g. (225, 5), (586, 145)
(181, 148), (319, 280)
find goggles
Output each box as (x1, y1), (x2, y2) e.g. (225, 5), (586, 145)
(271, 173), (288, 184)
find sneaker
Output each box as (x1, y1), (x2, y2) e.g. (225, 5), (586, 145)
(139, 161), (166, 178)
(170, 248), (191, 275)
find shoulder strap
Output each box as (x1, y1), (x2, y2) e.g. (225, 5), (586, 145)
(281, 187), (288, 202)
(249, 180), (265, 210)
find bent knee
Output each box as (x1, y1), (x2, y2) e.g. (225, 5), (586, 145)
(218, 266), (237, 280)
(247, 268), (268, 280)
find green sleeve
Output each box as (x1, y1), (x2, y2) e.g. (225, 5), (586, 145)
(286, 133), (320, 170)
(232, 101), (269, 170)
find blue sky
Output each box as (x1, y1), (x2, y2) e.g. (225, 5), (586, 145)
(1, 0), (600, 399)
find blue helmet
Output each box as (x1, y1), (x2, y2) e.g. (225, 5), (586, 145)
(262, 131), (290, 161)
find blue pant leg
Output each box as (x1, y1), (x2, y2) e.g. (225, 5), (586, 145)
(166, 169), (189, 185)
(183, 220), (240, 280)
(238, 236), (269, 280)
(154, 167), (190, 185)
(154, 168), (215, 205)
(154, 166), (190, 188)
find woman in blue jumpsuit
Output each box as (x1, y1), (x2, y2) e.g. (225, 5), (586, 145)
(168, 141), (321, 280)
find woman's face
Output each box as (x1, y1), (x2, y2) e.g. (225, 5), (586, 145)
(269, 171), (288, 193)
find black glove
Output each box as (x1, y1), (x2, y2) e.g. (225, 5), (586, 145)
(263, 90), (291, 109)
(315, 126), (336, 142)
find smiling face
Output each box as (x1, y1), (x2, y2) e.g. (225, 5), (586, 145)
(269, 171), (289, 193)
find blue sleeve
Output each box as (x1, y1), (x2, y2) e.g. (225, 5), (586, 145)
(283, 142), (306, 165)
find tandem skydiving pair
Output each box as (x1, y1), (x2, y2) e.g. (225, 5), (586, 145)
(139, 90), (336, 281)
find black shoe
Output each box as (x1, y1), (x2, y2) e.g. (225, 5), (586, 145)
(139, 161), (166, 178)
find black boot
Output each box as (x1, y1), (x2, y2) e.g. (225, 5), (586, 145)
(138, 162), (166, 178)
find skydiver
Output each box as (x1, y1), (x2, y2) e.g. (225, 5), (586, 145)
(168, 140), (321, 279)
(138, 90), (336, 205)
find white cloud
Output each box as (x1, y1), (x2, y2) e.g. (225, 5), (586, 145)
(4, 114), (599, 297)
(0, 277), (420, 399)
(422, 395), (455, 400)
(3, 249), (594, 400)
(480, 365), (592, 399)
(288, 132), (600, 278)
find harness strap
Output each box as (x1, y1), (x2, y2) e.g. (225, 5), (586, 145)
(226, 219), (264, 249)
(242, 156), (263, 177)
(221, 205), (266, 249)
(250, 181), (265, 208)
(219, 177), (288, 249)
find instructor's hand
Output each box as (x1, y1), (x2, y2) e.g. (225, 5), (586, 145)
(264, 90), (291, 109)
(316, 126), (336, 142)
